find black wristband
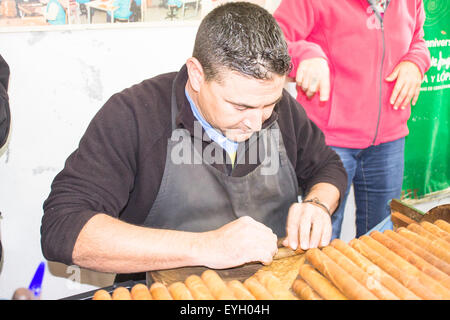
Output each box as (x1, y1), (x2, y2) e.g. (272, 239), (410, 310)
(303, 197), (332, 216)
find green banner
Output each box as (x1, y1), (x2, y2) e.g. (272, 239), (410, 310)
(402, 0), (450, 199)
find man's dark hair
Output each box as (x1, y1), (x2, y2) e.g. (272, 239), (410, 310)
(193, 2), (292, 81)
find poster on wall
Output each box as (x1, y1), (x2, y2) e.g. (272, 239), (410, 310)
(0, 0), (202, 27)
(402, 0), (450, 199)
(0, 0), (280, 28)
(201, 0), (279, 17)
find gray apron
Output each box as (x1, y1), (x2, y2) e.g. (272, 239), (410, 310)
(143, 75), (298, 237)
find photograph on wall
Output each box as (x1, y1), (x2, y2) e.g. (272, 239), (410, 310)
(0, 0), (202, 27)
(0, 0), (279, 28)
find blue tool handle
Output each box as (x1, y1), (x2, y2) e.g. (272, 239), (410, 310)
(28, 262), (45, 297)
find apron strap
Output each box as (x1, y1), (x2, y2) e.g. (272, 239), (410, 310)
(170, 71), (181, 131)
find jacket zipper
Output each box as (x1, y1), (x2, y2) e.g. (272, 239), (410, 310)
(372, 20), (385, 146)
(370, 0), (390, 146)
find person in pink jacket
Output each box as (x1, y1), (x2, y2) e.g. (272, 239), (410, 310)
(274, 0), (431, 243)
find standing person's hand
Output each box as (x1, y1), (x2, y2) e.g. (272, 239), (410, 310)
(203, 216), (278, 269)
(386, 61), (423, 110)
(296, 58), (330, 102)
(283, 202), (332, 251)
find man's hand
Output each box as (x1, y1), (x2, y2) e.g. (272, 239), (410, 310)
(283, 202), (332, 251)
(203, 216), (278, 269)
(296, 58), (330, 102)
(386, 61), (423, 110)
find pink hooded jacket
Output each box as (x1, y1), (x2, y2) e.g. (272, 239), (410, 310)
(274, 0), (431, 148)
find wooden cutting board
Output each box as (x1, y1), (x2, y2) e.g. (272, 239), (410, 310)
(146, 245), (306, 290)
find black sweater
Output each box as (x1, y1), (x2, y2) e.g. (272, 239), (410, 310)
(41, 65), (347, 265)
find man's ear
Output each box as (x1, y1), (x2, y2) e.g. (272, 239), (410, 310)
(185, 57), (205, 93)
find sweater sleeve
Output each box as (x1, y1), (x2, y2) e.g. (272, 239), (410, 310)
(41, 93), (139, 265)
(273, 0), (328, 79)
(401, 0), (431, 77)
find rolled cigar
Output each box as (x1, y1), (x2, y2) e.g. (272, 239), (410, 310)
(372, 231), (450, 290)
(112, 287), (132, 300)
(92, 289), (112, 300)
(407, 223), (450, 253)
(435, 219), (450, 234)
(130, 283), (152, 300)
(255, 271), (298, 300)
(421, 221), (450, 244)
(292, 278), (323, 300)
(361, 234), (450, 299)
(322, 245), (399, 300)
(150, 282), (173, 300)
(227, 280), (256, 300)
(350, 239), (440, 300)
(185, 275), (214, 300)
(331, 239), (419, 300)
(201, 270), (236, 300)
(168, 282), (194, 300)
(398, 227), (450, 265)
(273, 246), (305, 260)
(385, 229), (450, 276)
(243, 276), (274, 300)
(305, 248), (378, 300)
(298, 263), (346, 300)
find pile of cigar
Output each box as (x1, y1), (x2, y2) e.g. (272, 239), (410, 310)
(294, 219), (450, 300)
(93, 269), (296, 300)
(93, 219), (450, 300)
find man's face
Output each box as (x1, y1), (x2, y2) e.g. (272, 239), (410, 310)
(194, 69), (285, 142)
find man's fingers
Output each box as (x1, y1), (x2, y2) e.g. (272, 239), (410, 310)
(299, 209), (313, 250)
(286, 204), (302, 250)
(309, 217), (323, 249)
(320, 219), (332, 247)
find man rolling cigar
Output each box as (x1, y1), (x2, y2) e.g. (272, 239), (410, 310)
(41, 2), (347, 282)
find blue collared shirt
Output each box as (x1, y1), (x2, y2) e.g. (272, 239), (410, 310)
(185, 89), (238, 165)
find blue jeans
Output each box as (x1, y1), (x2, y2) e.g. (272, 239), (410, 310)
(330, 138), (405, 239)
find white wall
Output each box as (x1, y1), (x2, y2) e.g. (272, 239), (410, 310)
(0, 23), (199, 300)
